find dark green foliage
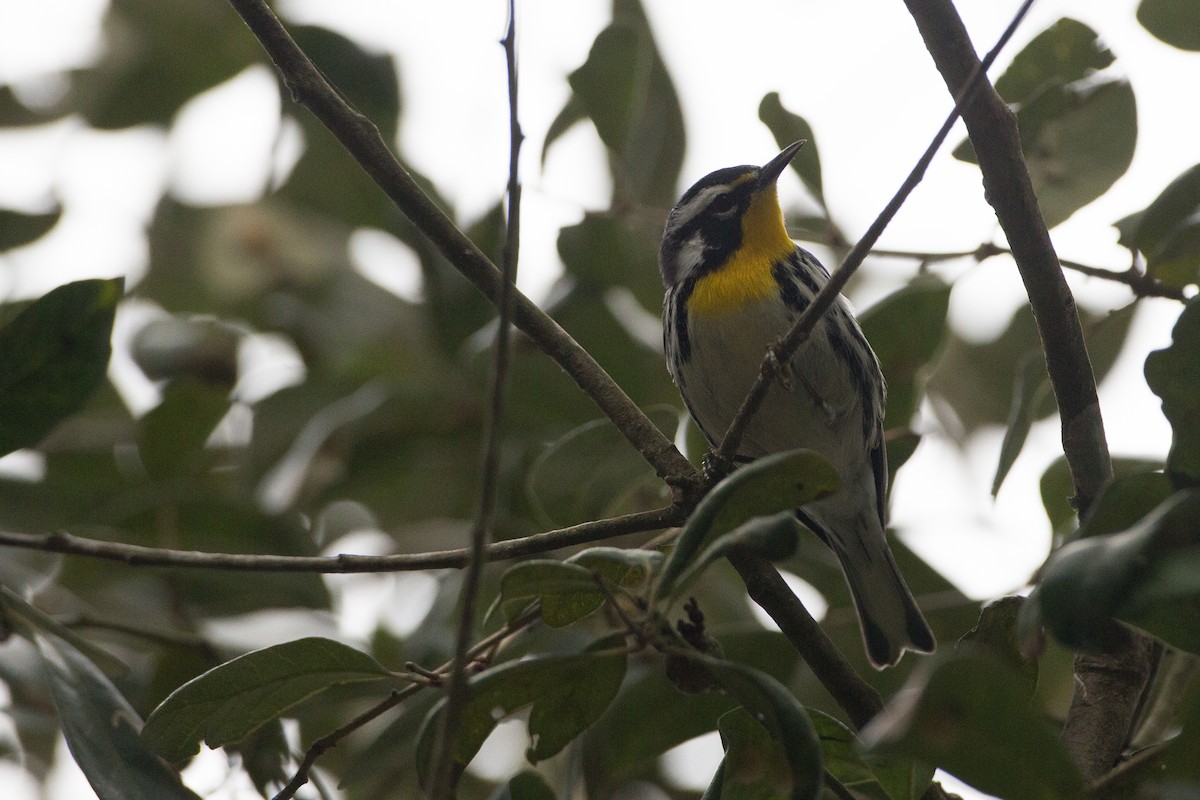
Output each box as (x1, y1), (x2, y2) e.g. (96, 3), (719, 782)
(2, 4), (1199, 800)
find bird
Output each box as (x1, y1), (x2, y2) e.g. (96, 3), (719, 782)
(659, 140), (935, 668)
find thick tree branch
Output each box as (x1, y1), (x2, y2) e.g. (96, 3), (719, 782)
(225, 0), (700, 497)
(0, 507), (684, 572)
(900, 0), (1152, 780)
(728, 552), (883, 728)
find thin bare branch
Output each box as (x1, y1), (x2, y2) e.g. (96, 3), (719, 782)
(430, 7), (524, 795)
(273, 610), (540, 800)
(871, 244), (1188, 301)
(0, 506), (683, 573)
(224, 0), (700, 496)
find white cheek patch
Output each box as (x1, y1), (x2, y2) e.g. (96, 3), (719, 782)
(673, 233), (708, 283)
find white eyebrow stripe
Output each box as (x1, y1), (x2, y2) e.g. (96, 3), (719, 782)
(672, 184), (732, 227)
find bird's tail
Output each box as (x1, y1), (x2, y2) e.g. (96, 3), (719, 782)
(806, 509), (935, 668)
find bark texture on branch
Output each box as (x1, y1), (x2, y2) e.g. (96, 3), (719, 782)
(901, 0), (1154, 779)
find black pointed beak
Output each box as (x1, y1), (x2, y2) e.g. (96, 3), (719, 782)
(758, 140), (806, 187)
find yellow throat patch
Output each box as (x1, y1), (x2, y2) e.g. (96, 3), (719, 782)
(687, 184), (796, 317)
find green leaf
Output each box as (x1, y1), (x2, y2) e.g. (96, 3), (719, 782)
(0, 585), (128, 678)
(663, 512), (802, 604)
(655, 449), (838, 601)
(568, 8), (685, 205)
(1124, 164), (1200, 288)
(706, 707), (793, 800)
(36, 633), (203, 800)
(0, 206), (61, 251)
(0, 278), (122, 458)
(138, 380), (231, 481)
(497, 560), (601, 627)
(758, 93), (824, 207)
(416, 643), (627, 788)
(954, 19), (1135, 229)
(860, 654), (1086, 800)
(698, 657), (823, 800)
(860, 275), (952, 429)
(1145, 301), (1200, 486)
(526, 409), (675, 527)
(1039, 456), (1164, 540)
(992, 353), (1051, 496)
(1028, 489), (1200, 654)
(141, 637), (394, 762)
(1138, 0), (1200, 51)
(811, 708), (930, 800)
(958, 596), (1038, 696)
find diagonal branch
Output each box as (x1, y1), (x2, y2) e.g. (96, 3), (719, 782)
(225, 0), (701, 497)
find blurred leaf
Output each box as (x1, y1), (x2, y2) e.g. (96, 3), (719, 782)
(0, 586), (127, 678)
(860, 275), (952, 429)
(1039, 455), (1165, 540)
(131, 317), (240, 386)
(1137, 0), (1200, 51)
(556, 211), (663, 311)
(0, 207), (61, 251)
(36, 633), (203, 800)
(568, 4), (684, 205)
(1145, 301), (1200, 486)
(958, 597), (1038, 695)
(1076, 470), (1174, 540)
(885, 430), (921, 488)
(0, 278), (122, 458)
(142, 637), (394, 762)
(663, 512), (802, 604)
(497, 770), (558, 800)
(954, 19), (1135, 228)
(860, 654), (1086, 800)
(289, 26), (400, 144)
(1123, 164), (1200, 288)
(0, 85), (64, 126)
(526, 409), (677, 528)
(758, 92), (824, 207)
(928, 302), (1133, 437)
(138, 381), (231, 481)
(416, 642), (627, 788)
(541, 93), (586, 168)
(1028, 489), (1200, 653)
(698, 657), (823, 800)
(705, 707), (793, 800)
(992, 353), (1051, 496)
(656, 450), (838, 601)
(74, 0), (260, 129)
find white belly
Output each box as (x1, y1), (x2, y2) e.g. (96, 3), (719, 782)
(673, 294), (868, 479)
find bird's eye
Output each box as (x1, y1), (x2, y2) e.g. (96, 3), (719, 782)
(709, 193), (737, 218)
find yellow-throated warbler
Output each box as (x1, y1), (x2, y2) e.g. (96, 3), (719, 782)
(660, 141), (935, 668)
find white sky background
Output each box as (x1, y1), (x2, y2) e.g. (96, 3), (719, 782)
(0, 1), (1198, 798)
